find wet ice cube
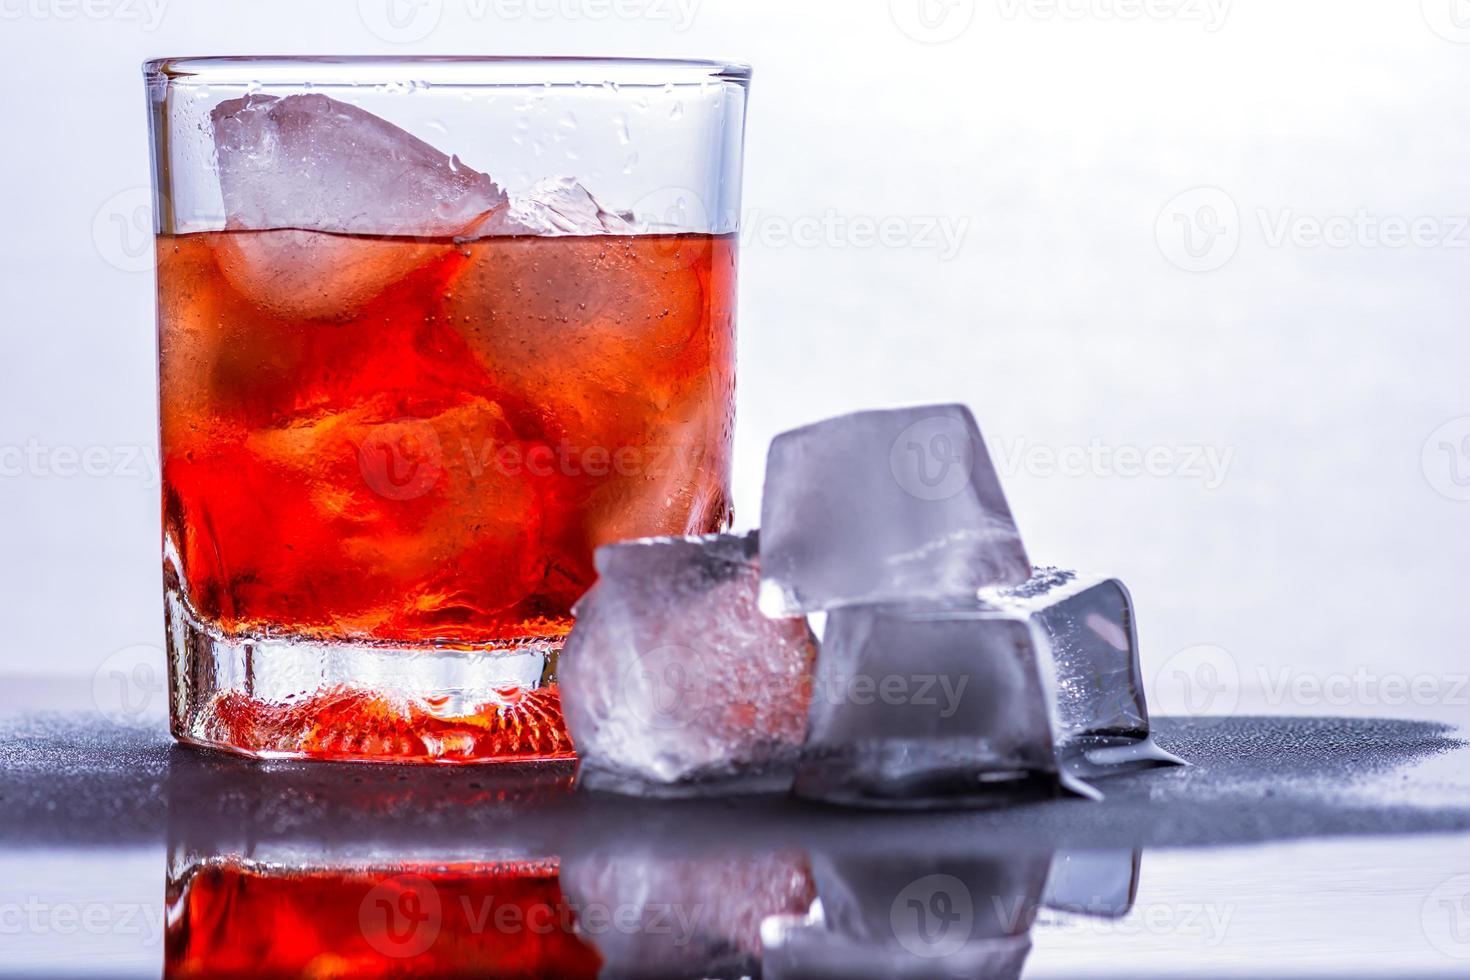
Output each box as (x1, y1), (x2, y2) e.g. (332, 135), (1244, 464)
(470, 176), (631, 236)
(979, 569), (1145, 741)
(211, 93), (507, 236)
(759, 405), (1030, 617)
(978, 568), (1185, 775)
(559, 849), (815, 979)
(794, 603), (1072, 808)
(559, 532), (819, 796)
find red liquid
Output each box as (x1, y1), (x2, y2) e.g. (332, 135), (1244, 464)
(166, 860), (602, 978)
(159, 230), (736, 758)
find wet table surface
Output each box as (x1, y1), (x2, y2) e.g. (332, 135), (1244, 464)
(3, 707), (1470, 978)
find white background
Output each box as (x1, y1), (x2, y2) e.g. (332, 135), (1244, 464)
(2, 0), (1470, 721)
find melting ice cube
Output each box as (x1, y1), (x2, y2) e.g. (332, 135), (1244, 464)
(559, 532), (819, 796)
(211, 93), (506, 236)
(208, 93), (510, 320)
(470, 176), (631, 237)
(759, 405), (1030, 617)
(794, 602), (1074, 808)
(979, 568), (1186, 776)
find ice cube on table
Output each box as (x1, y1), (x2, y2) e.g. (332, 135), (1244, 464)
(794, 602), (1075, 808)
(559, 849), (815, 979)
(211, 94), (507, 236)
(759, 405), (1030, 617)
(559, 532), (819, 796)
(979, 568), (1185, 776)
(470, 176), (631, 237)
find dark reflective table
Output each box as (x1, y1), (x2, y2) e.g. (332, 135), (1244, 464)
(3, 700), (1470, 977)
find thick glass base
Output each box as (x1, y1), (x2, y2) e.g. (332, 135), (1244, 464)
(166, 589), (574, 763)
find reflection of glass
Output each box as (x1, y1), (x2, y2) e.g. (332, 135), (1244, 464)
(166, 858), (601, 978)
(145, 57), (749, 763)
(162, 753), (1141, 977)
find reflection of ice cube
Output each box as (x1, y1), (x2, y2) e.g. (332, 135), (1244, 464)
(559, 533), (819, 796)
(762, 923), (1031, 980)
(470, 176), (631, 237)
(979, 568), (1186, 777)
(761, 849), (1048, 980)
(211, 94), (507, 236)
(559, 849), (815, 979)
(1040, 849), (1140, 919)
(794, 603), (1075, 808)
(759, 405), (1030, 617)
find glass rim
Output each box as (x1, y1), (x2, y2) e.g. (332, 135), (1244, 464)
(144, 55), (751, 87)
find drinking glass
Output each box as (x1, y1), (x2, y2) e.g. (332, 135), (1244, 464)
(145, 56), (749, 762)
